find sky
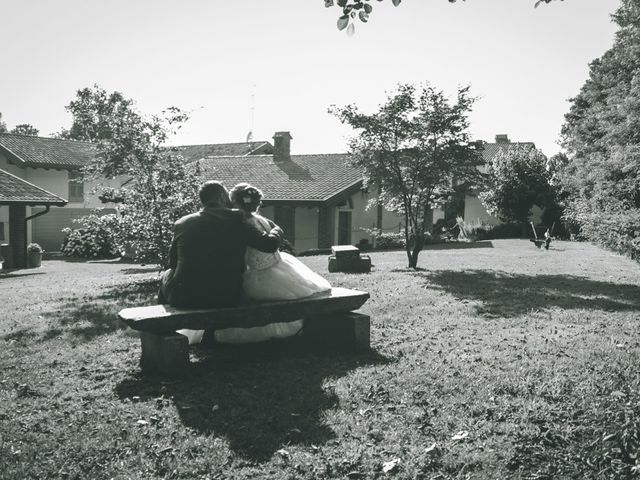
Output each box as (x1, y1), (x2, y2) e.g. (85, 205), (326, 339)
(0, 0), (620, 157)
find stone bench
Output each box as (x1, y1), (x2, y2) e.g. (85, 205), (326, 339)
(328, 245), (372, 273)
(118, 287), (370, 375)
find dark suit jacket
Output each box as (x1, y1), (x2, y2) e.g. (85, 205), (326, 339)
(160, 207), (281, 308)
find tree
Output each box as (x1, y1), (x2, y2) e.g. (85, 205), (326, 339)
(325, 0), (564, 33)
(65, 85), (198, 267)
(10, 124), (39, 136)
(59, 85), (138, 145)
(331, 83), (483, 269)
(560, 0), (640, 258)
(115, 156), (201, 267)
(478, 146), (556, 231)
(0, 113), (7, 133)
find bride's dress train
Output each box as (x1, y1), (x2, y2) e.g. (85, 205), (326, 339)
(213, 248), (331, 344)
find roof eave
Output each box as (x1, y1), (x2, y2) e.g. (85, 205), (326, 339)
(322, 179), (364, 204)
(261, 199), (325, 206)
(0, 143), (28, 167)
(0, 199), (68, 206)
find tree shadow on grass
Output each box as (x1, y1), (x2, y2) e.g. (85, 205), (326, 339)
(116, 342), (389, 462)
(3, 278), (160, 344)
(120, 266), (161, 275)
(52, 279), (160, 340)
(95, 278), (160, 302)
(0, 271), (46, 279)
(416, 269), (640, 318)
(423, 240), (494, 250)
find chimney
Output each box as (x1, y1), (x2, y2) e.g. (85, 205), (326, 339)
(495, 134), (510, 143)
(273, 131), (292, 162)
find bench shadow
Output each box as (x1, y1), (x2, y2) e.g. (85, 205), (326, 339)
(416, 269), (640, 318)
(116, 342), (389, 462)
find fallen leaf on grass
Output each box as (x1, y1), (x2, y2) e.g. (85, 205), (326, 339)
(276, 449), (290, 457)
(136, 420), (149, 426)
(451, 431), (469, 441)
(382, 458), (400, 473)
(211, 404), (220, 412)
(425, 443), (437, 453)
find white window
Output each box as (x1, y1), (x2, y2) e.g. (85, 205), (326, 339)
(68, 172), (84, 203)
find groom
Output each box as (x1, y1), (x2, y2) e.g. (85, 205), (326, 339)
(158, 181), (283, 308)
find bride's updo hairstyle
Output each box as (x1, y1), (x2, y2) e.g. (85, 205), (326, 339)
(230, 183), (263, 213)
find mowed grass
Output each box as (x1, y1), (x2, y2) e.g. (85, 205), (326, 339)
(1, 240), (639, 479)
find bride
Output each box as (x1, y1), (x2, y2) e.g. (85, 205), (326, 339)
(212, 183), (331, 344)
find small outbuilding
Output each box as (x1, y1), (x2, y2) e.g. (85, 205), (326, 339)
(0, 168), (67, 268)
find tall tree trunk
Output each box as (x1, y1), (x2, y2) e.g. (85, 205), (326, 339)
(409, 233), (424, 269)
(403, 210), (412, 267)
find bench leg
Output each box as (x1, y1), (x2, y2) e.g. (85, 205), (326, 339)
(139, 331), (189, 375)
(303, 312), (370, 351)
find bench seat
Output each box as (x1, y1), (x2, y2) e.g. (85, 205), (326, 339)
(118, 287), (371, 375)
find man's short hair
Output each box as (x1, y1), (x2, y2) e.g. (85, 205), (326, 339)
(199, 181), (228, 207)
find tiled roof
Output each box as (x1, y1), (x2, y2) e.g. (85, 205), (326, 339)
(172, 141), (273, 163)
(481, 141), (536, 162)
(196, 154), (363, 202)
(0, 133), (96, 170)
(0, 168), (67, 205)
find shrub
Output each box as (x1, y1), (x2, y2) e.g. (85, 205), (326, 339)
(27, 243), (43, 254)
(356, 238), (372, 252)
(456, 217), (486, 241)
(573, 209), (640, 260)
(61, 213), (120, 258)
(297, 248), (332, 257)
(478, 222), (524, 240)
(372, 231), (406, 249)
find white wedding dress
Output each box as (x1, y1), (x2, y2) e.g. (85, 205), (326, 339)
(179, 215), (331, 345)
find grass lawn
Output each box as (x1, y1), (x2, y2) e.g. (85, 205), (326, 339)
(1, 240), (639, 479)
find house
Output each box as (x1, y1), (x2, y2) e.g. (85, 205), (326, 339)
(0, 133), (123, 255)
(195, 132), (403, 251)
(461, 134), (540, 225)
(0, 168), (66, 268)
(0, 130), (540, 265)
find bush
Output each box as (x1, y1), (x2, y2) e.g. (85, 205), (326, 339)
(372, 231), (406, 249)
(61, 213), (120, 258)
(297, 248), (332, 257)
(27, 243), (44, 254)
(574, 209), (640, 260)
(456, 217), (530, 241)
(356, 238), (372, 252)
(478, 222), (524, 240)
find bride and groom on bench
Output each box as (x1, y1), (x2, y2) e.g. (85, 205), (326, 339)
(158, 180), (332, 345)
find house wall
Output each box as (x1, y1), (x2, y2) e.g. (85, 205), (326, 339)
(464, 194), (501, 225)
(294, 207), (318, 252)
(464, 193), (543, 226)
(334, 189), (404, 247)
(257, 205), (319, 252)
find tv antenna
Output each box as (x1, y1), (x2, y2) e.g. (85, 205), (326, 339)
(246, 84), (256, 142)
